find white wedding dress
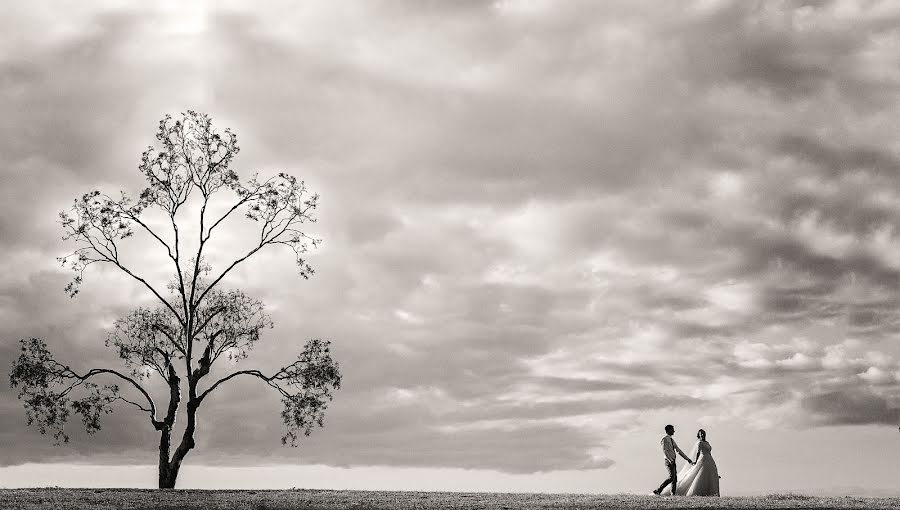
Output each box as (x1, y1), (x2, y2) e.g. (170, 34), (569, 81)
(674, 440), (719, 496)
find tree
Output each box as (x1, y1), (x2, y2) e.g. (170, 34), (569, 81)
(9, 112), (342, 488)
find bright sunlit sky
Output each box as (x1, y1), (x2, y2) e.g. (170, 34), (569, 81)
(2, 0), (900, 497)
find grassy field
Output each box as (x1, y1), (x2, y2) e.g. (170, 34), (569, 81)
(1, 489), (899, 510)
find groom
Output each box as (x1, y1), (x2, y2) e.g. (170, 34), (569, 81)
(653, 424), (694, 496)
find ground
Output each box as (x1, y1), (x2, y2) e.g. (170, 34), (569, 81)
(1, 489), (899, 510)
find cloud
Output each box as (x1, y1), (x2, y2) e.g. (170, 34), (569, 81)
(2, 0), (900, 477)
(802, 388), (899, 426)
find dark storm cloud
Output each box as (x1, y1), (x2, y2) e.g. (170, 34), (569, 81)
(673, 0), (900, 107)
(803, 388), (899, 426)
(3, 0), (900, 475)
(776, 135), (900, 181)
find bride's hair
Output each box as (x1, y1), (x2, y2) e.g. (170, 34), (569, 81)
(697, 429), (706, 440)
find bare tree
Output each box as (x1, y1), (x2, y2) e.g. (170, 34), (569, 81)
(9, 112), (342, 488)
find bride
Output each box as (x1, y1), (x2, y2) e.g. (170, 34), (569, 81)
(674, 429), (720, 496)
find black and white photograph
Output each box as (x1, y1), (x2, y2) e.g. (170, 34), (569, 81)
(1, 1), (900, 509)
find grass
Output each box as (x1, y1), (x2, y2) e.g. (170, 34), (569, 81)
(0, 489), (898, 510)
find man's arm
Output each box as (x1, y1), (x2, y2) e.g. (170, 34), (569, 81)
(673, 440), (693, 463)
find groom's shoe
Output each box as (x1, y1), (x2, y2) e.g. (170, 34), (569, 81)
(652, 489), (661, 495)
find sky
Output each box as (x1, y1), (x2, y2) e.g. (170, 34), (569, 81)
(1, 0), (900, 497)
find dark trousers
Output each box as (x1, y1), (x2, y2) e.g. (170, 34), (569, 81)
(656, 460), (677, 495)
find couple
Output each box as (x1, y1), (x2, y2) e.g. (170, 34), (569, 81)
(652, 424), (720, 497)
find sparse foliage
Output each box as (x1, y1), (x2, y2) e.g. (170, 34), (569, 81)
(11, 338), (133, 444)
(10, 112), (341, 488)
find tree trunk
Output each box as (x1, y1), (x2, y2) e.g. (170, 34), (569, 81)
(157, 420), (197, 488)
(159, 456), (184, 489)
(158, 398), (199, 489)
(158, 426), (177, 489)
(157, 364), (185, 489)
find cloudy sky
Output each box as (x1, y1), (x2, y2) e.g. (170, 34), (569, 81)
(2, 0), (900, 496)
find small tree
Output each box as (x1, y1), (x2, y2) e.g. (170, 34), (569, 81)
(9, 112), (342, 488)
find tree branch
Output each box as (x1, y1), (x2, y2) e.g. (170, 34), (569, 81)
(113, 261), (185, 326)
(152, 323), (186, 357)
(202, 179), (270, 243)
(194, 245), (264, 307)
(79, 368), (159, 420)
(196, 369), (267, 405)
